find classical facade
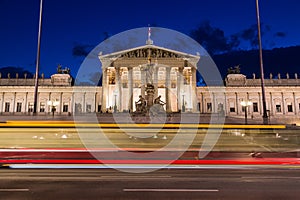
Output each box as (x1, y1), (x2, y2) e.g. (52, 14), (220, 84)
(0, 42), (300, 122)
(98, 40), (199, 113)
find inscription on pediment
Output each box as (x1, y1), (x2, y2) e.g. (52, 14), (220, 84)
(121, 48), (180, 58)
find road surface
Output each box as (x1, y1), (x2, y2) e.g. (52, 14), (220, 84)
(0, 168), (299, 200)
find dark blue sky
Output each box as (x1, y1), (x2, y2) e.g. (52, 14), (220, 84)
(0, 0), (300, 77)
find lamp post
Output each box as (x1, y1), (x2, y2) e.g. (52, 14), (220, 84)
(181, 90), (185, 112)
(113, 90), (118, 113)
(241, 100), (252, 124)
(256, 0), (268, 124)
(33, 0), (43, 115)
(48, 100), (59, 117)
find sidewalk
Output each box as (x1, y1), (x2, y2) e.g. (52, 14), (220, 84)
(0, 112), (293, 125)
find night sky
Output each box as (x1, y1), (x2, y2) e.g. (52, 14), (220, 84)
(0, 0), (300, 77)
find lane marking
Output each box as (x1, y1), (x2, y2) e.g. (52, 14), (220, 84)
(123, 188), (219, 192)
(0, 189), (29, 192)
(101, 176), (171, 179)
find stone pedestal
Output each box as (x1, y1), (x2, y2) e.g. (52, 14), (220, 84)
(146, 83), (155, 110)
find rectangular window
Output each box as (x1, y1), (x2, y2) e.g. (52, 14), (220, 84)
(63, 104), (68, 112)
(253, 102), (258, 112)
(28, 103), (33, 112)
(16, 102), (22, 112)
(86, 104), (91, 113)
(229, 102), (235, 112)
(287, 105), (293, 112)
(4, 102), (10, 112)
(276, 104), (281, 112)
(207, 103), (212, 112)
(40, 103), (45, 112)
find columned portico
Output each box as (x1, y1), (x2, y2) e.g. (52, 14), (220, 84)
(98, 42), (200, 113)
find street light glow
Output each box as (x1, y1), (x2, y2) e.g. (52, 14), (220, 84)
(240, 100), (252, 107)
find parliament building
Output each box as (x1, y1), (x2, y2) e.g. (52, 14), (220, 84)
(1, 39), (300, 123)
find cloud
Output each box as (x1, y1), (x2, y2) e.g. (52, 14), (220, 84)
(275, 32), (286, 37)
(72, 43), (94, 57)
(190, 21), (229, 55)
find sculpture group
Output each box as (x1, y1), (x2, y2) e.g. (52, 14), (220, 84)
(135, 94), (165, 115)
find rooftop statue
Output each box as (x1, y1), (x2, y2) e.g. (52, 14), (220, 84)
(227, 64), (241, 74)
(57, 64), (71, 74)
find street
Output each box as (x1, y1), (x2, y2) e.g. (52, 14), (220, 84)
(0, 168), (299, 200)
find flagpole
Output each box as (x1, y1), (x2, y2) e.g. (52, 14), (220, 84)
(256, 0), (268, 124)
(33, 0), (43, 115)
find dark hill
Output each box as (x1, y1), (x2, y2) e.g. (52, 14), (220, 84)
(212, 45), (300, 78)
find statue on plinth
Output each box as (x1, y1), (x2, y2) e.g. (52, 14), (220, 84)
(150, 95), (166, 116)
(135, 95), (147, 114)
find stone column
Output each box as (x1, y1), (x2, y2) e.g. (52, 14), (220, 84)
(269, 92), (273, 116)
(177, 66), (184, 112)
(12, 92), (16, 113)
(235, 92), (239, 115)
(154, 65), (159, 98)
(115, 67), (122, 111)
(165, 67), (171, 112)
(224, 92), (227, 115)
(101, 68), (108, 113)
(293, 92), (297, 115)
(71, 92), (75, 114)
(83, 92), (86, 113)
(128, 66), (133, 112)
(281, 92), (285, 114)
(141, 66), (146, 98)
(201, 92), (204, 113)
(24, 92), (28, 113)
(191, 67), (197, 112)
(60, 92), (63, 114)
(94, 92), (97, 113)
(258, 92), (262, 115)
(212, 93), (216, 113)
(0, 92), (4, 113)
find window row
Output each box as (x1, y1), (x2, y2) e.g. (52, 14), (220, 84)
(3, 102), (69, 113)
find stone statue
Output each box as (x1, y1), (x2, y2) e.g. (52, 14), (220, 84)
(57, 64), (71, 74)
(150, 95), (165, 115)
(286, 73), (289, 79)
(141, 63), (154, 84)
(154, 95), (165, 106)
(227, 64), (241, 74)
(135, 95), (147, 113)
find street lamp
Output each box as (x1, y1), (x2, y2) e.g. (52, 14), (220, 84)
(113, 90), (118, 113)
(47, 100), (59, 117)
(241, 100), (252, 124)
(256, 0), (268, 124)
(33, 0), (44, 115)
(182, 94), (185, 112)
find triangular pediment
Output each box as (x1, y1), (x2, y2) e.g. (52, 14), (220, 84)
(99, 44), (199, 60)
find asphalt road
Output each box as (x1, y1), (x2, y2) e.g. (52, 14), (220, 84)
(0, 168), (299, 200)
(0, 127), (298, 152)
